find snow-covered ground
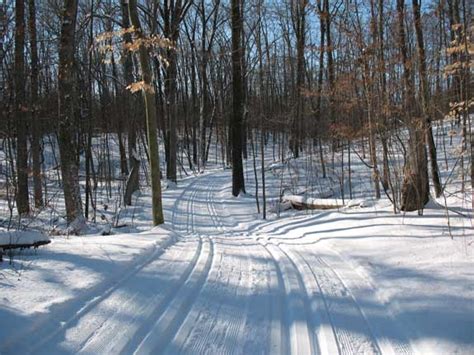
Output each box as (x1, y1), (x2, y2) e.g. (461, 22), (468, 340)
(1, 166), (472, 354)
(0, 124), (472, 354)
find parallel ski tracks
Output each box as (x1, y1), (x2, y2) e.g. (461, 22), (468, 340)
(133, 236), (214, 354)
(182, 173), (412, 355)
(13, 234), (178, 354)
(13, 171), (414, 355)
(26, 177), (218, 353)
(292, 248), (381, 355)
(34, 235), (212, 354)
(76, 236), (205, 354)
(256, 239), (318, 355)
(165, 175), (255, 354)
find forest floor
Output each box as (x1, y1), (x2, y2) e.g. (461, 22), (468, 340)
(0, 162), (472, 354)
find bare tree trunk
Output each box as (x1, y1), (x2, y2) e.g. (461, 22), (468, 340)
(367, 0), (381, 199)
(166, 54), (178, 183)
(199, 0), (209, 170)
(129, 0), (164, 225)
(412, 0), (442, 198)
(57, 0), (83, 224)
(15, 0), (29, 215)
(397, 0), (429, 212)
(257, 0), (266, 219)
(111, 52), (129, 177)
(290, 0), (307, 159)
(316, 0), (326, 178)
(28, 0), (43, 208)
(28, 0), (42, 208)
(124, 154), (140, 206)
(325, 0), (335, 156)
(162, 0), (191, 182)
(231, 0), (245, 196)
(121, 0), (138, 195)
(84, 0), (94, 220)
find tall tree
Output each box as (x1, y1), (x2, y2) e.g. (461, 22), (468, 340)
(0, 2), (6, 101)
(120, 0), (139, 201)
(197, 0), (221, 170)
(397, 0), (429, 212)
(29, 0), (43, 208)
(315, 0), (327, 178)
(162, 0), (192, 183)
(15, 0), (29, 215)
(412, 0), (442, 198)
(325, 0), (335, 135)
(57, 0), (83, 224)
(289, 0), (307, 158)
(231, 0), (245, 196)
(120, 0), (137, 172)
(128, 0), (165, 225)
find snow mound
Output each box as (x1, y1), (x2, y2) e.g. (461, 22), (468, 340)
(0, 229), (50, 248)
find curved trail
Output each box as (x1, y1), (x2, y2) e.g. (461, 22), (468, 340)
(13, 169), (414, 354)
(163, 176), (258, 354)
(204, 171), (412, 355)
(168, 170), (412, 355)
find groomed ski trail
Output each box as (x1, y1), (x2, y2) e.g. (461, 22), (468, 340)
(4, 169), (417, 355)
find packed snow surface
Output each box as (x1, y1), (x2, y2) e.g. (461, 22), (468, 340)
(0, 169), (472, 354)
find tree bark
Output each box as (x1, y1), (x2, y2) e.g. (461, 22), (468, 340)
(29, 0), (43, 208)
(57, 0), (83, 224)
(121, 0), (138, 195)
(128, 0), (164, 225)
(231, 0), (245, 196)
(412, 0), (442, 198)
(15, 0), (29, 215)
(290, 0), (307, 159)
(397, 0), (429, 212)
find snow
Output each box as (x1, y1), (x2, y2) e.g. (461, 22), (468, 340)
(0, 228), (50, 247)
(0, 131), (472, 354)
(0, 227), (177, 353)
(281, 195), (367, 209)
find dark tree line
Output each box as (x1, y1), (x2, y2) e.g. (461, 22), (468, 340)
(0, 0), (471, 227)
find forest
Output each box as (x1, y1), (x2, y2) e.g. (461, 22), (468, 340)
(0, 0), (472, 354)
(0, 0), (471, 228)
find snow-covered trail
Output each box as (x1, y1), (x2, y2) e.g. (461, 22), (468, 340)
(149, 170), (413, 354)
(1, 169), (453, 354)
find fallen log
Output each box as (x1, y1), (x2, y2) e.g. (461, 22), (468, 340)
(0, 230), (51, 262)
(281, 195), (366, 210)
(0, 240), (51, 250)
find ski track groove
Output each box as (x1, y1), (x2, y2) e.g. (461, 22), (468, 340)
(172, 178), (201, 234)
(251, 212), (413, 355)
(299, 249), (382, 355)
(64, 181), (208, 352)
(255, 239), (290, 354)
(34, 175), (212, 354)
(239, 240), (275, 355)
(208, 177), (281, 355)
(166, 176), (253, 354)
(311, 249), (412, 355)
(175, 243), (245, 354)
(108, 236), (204, 354)
(48, 237), (200, 354)
(206, 178), (255, 355)
(282, 246), (340, 355)
(256, 239), (315, 355)
(23, 234), (178, 354)
(133, 236), (214, 354)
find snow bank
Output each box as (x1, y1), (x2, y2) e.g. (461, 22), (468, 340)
(0, 229), (50, 248)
